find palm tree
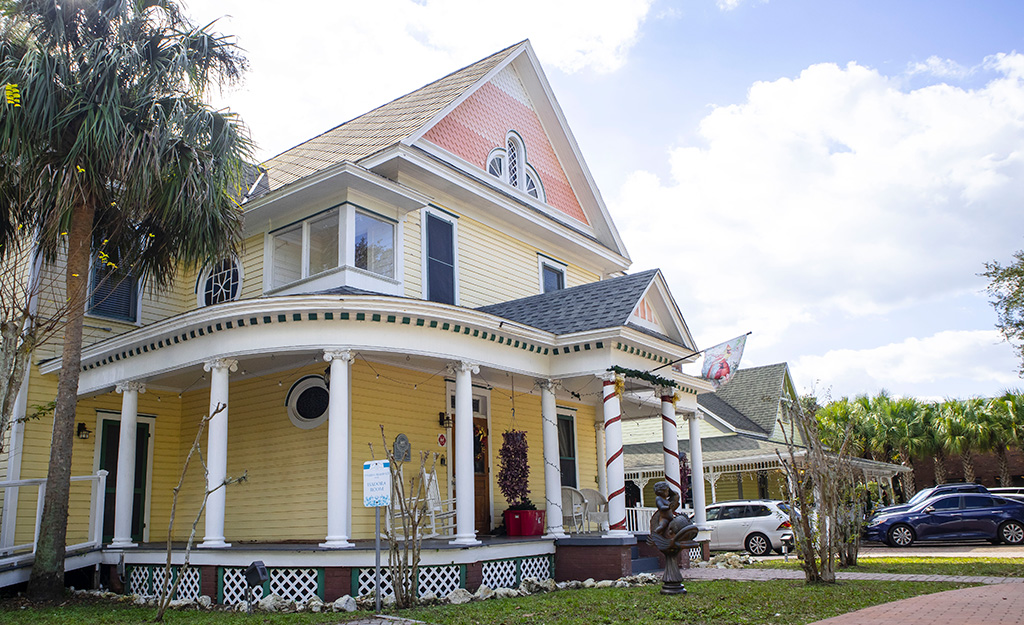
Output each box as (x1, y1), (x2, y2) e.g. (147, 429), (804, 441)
(0, 0), (252, 599)
(987, 391), (1023, 486)
(918, 402), (949, 485)
(937, 398), (987, 483)
(877, 396), (926, 497)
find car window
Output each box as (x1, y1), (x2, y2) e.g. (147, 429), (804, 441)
(929, 496), (960, 510)
(907, 487), (934, 506)
(776, 502), (792, 515)
(963, 495), (994, 509)
(705, 507), (721, 521)
(720, 506), (746, 520)
(747, 505), (772, 517)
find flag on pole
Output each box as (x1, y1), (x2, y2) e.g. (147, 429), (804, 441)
(701, 334), (747, 389)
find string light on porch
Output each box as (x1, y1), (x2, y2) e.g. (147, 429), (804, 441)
(355, 353), (449, 391)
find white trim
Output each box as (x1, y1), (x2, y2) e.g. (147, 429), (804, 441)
(420, 206), (460, 305)
(92, 409), (156, 543)
(285, 375), (329, 429)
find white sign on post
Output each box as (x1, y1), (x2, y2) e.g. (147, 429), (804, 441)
(363, 460), (391, 508)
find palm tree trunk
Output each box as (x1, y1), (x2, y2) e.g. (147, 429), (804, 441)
(933, 451), (948, 485)
(898, 450), (916, 497)
(27, 199), (95, 600)
(996, 446), (1012, 487)
(960, 453), (976, 484)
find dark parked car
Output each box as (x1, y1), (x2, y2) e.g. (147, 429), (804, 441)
(864, 493), (1024, 547)
(872, 483), (989, 517)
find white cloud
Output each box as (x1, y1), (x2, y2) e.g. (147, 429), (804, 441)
(715, 0), (767, 11)
(790, 330), (1020, 401)
(908, 55), (970, 79)
(612, 57), (1024, 350)
(194, 0), (653, 160)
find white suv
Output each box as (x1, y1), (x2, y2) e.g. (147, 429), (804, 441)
(703, 500), (793, 556)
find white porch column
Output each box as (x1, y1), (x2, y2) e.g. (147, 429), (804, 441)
(322, 349), (355, 548)
(688, 412), (708, 528)
(539, 379), (565, 538)
(594, 421), (607, 497)
(1, 372), (30, 549)
(200, 358), (236, 548)
(660, 389), (682, 502)
(601, 373), (629, 537)
(450, 360), (481, 545)
(111, 380), (145, 547)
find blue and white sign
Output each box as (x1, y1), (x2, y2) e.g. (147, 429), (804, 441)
(363, 460), (391, 508)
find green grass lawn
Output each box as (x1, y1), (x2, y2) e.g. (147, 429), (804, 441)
(753, 557), (1024, 578)
(2, 579), (972, 625)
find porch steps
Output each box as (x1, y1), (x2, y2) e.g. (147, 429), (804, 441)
(630, 544), (661, 574)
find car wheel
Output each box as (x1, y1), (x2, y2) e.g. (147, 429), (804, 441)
(745, 532), (771, 557)
(999, 520), (1024, 545)
(888, 524), (915, 547)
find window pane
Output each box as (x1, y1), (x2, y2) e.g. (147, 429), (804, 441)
(308, 210), (339, 276)
(271, 224), (302, 288)
(354, 212), (394, 278)
(543, 264), (564, 292)
(204, 258), (239, 305)
(557, 415), (576, 487)
(705, 507), (720, 521)
(426, 213), (455, 304)
(963, 496), (992, 508)
(932, 496), (960, 510)
(89, 264), (138, 322)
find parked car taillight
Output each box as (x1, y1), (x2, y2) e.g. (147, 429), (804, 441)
(777, 520), (792, 530)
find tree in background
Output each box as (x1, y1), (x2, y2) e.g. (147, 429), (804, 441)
(986, 392), (1022, 487)
(877, 397), (926, 498)
(0, 0), (252, 599)
(984, 251), (1024, 374)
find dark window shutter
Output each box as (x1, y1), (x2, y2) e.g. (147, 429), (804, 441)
(426, 213), (455, 304)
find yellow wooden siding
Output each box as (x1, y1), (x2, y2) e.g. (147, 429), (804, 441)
(239, 234), (265, 300)
(402, 210), (423, 299)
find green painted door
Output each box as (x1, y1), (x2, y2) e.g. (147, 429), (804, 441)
(100, 419), (150, 543)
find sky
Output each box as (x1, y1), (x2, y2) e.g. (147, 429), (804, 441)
(192, 0), (1024, 403)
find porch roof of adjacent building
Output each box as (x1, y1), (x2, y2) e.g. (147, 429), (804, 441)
(701, 363), (791, 434)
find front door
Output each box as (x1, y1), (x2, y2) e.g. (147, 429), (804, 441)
(473, 416), (491, 534)
(99, 418), (151, 543)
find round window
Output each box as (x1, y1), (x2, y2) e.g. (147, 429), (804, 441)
(285, 375), (330, 429)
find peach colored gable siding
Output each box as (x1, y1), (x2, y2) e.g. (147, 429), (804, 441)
(423, 70), (588, 225)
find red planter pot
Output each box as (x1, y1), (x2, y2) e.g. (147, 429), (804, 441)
(504, 509), (546, 536)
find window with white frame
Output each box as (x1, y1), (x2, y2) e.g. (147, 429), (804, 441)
(485, 131), (545, 201)
(354, 212), (395, 278)
(425, 210), (456, 305)
(197, 257), (242, 307)
(541, 262), (564, 293)
(557, 413), (577, 488)
(88, 262), (139, 322)
(268, 205), (396, 291)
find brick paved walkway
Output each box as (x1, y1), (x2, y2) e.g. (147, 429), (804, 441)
(680, 567), (1024, 585)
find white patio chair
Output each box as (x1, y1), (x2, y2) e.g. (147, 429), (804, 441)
(561, 486), (587, 533)
(387, 468), (455, 539)
(580, 488), (609, 532)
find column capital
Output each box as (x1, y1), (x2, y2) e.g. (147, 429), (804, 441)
(447, 360), (479, 375)
(323, 349), (355, 364)
(597, 370), (618, 383)
(535, 378), (560, 393)
(685, 411), (703, 421)
(203, 358), (238, 373)
(115, 380), (146, 394)
(656, 386), (676, 399)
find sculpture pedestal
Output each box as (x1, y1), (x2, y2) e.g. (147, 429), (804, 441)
(660, 551), (687, 595)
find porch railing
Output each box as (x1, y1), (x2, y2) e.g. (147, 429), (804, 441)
(624, 505), (694, 534)
(0, 470), (108, 565)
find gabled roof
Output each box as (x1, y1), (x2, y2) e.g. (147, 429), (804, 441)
(697, 392), (768, 437)
(477, 269), (689, 342)
(706, 363), (792, 434)
(252, 42), (524, 196)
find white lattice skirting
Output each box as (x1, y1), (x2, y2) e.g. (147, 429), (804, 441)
(481, 556), (551, 590)
(688, 545), (703, 562)
(127, 565), (201, 601)
(220, 567), (319, 605)
(357, 564), (461, 598)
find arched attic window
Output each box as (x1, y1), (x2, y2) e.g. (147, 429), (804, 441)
(485, 131), (544, 201)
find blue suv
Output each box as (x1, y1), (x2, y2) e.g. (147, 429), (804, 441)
(865, 492), (1024, 547)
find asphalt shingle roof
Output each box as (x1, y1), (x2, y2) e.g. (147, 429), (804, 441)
(624, 435), (789, 470)
(476, 269), (659, 336)
(697, 392), (767, 436)
(250, 42), (523, 198)
(711, 363), (790, 434)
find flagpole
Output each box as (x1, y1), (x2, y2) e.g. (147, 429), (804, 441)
(649, 331), (752, 373)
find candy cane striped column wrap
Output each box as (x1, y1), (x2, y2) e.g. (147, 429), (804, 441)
(602, 375), (629, 536)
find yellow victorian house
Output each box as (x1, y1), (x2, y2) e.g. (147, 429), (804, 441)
(0, 41), (716, 603)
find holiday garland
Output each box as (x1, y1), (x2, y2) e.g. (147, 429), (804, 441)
(607, 365), (678, 390)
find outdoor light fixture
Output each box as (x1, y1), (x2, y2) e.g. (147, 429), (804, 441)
(244, 560), (268, 613)
(438, 411), (452, 428)
(76, 423), (92, 440)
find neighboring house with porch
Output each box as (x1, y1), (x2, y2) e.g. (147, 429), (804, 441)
(0, 40), (715, 602)
(623, 363), (905, 522)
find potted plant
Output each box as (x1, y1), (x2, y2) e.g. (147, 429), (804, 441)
(497, 429), (544, 536)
